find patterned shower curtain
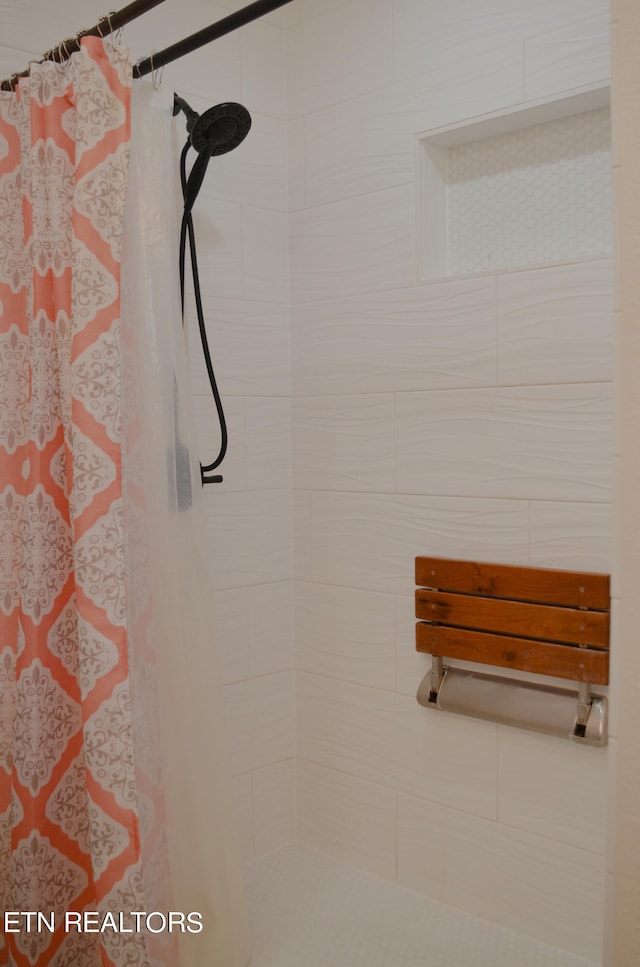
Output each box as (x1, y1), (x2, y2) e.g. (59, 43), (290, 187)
(0, 37), (170, 967)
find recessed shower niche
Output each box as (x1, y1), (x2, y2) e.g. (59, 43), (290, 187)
(419, 89), (612, 280)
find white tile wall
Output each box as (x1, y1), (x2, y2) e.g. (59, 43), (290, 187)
(204, 490), (292, 589)
(289, 0), (613, 955)
(496, 260), (614, 386)
(530, 500), (613, 572)
(295, 582), (396, 689)
(302, 45), (524, 208)
(497, 728), (609, 854)
(292, 394), (395, 492)
(292, 277), (499, 396)
(224, 671), (295, 776)
(245, 397), (292, 490)
(395, 385), (613, 501)
(296, 671), (498, 819)
(307, 492), (530, 594)
(252, 758), (296, 856)
(286, 0), (393, 118)
(396, 792), (605, 959)
(524, 11), (611, 101)
(290, 184), (415, 302)
(232, 772), (255, 862)
(297, 759), (396, 879)
(392, 0), (605, 84)
(187, 299), (289, 397)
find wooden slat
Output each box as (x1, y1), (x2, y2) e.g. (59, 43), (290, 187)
(415, 557), (610, 610)
(416, 623), (609, 685)
(415, 589), (609, 648)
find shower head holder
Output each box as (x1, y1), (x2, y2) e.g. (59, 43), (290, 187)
(173, 93), (251, 156)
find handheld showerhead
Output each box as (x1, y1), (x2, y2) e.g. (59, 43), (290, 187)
(173, 94), (251, 155)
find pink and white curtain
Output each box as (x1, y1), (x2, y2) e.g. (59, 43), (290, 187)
(0, 36), (249, 967)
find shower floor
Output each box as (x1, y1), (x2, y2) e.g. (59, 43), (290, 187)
(244, 844), (598, 967)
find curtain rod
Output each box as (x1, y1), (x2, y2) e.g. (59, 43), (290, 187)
(133, 0), (293, 78)
(0, 0), (168, 90)
(1, 0), (294, 92)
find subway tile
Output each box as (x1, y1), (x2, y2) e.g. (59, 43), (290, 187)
(193, 394), (246, 493)
(395, 385), (613, 502)
(232, 772), (255, 863)
(252, 758), (296, 857)
(293, 490), (312, 580)
(296, 671), (498, 819)
(242, 207), (289, 303)
(187, 298), (289, 397)
(290, 185), (415, 302)
(524, 12), (610, 101)
(295, 581), (396, 689)
(292, 395), (395, 492)
(249, 581), (294, 678)
(245, 397), (292, 490)
(204, 490), (291, 589)
(304, 46), (524, 208)
(292, 277), (498, 396)
(223, 671), (295, 775)
(530, 500), (613, 573)
(392, 0), (605, 84)
(213, 587), (251, 684)
(297, 759), (396, 879)
(287, 0), (393, 118)
(397, 791), (604, 959)
(308, 491), (530, 595)
(496, 261), (614, 386)
(497, 727), (608, 854)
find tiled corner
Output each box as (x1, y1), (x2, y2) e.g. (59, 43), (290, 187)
(295, 581), (395, 689)
(253, 758), (296, 857)
(297, 758), (396, 879)
(223, 671), (295, 776)
(233, 771), (255, 863)
(249, 581), (294, 678)
(292, 394), (395, 492)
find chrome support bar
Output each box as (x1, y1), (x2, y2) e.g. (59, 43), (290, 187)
(417, 664), (607, 747)
(428, 655), (444, 703)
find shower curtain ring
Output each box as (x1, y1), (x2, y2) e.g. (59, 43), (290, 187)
(149, 51), (163, 90)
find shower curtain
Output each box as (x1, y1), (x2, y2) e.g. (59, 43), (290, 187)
(0, 36), (250, 967)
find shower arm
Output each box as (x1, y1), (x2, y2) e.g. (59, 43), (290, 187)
(1, 0), (295, 90)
